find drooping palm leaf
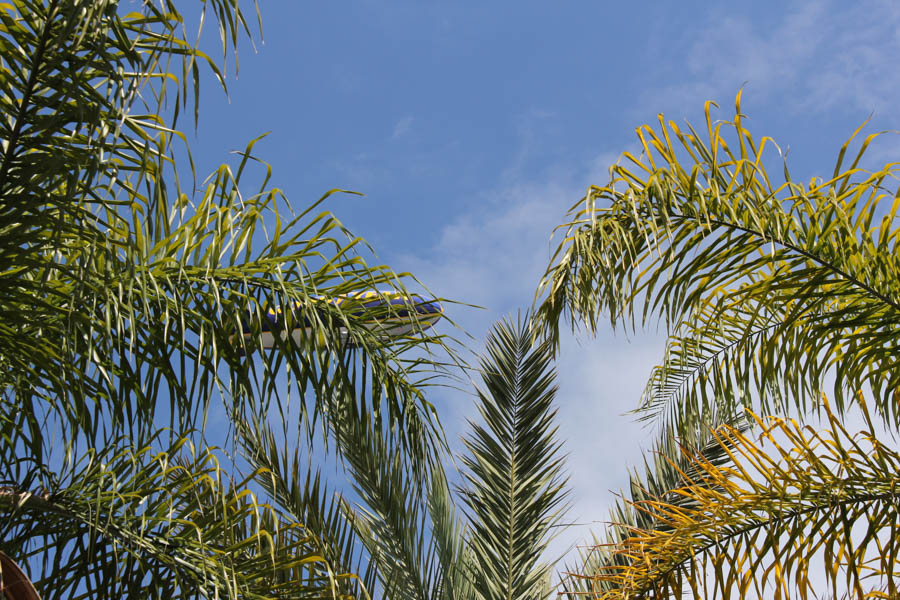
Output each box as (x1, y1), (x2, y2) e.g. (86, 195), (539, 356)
(560, 411), (748, 599)
(326, 386), (445, 600)
(1, 2), (457, 598)
(0, 0), (455, 449)
(237, 415), (378, 600)
(573, 398), (900, 599)
(536, 93), (900, 438)
(0, 432), (350, 599)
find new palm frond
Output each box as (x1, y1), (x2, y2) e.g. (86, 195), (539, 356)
(572, 397), (900, 599)
(459, 315), (569, 600)
(536, 92), (900, 438)
(298, 315), (569, 600)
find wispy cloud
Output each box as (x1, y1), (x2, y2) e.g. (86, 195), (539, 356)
(392, 115), (415, 139)
(641, 0), (900, 118)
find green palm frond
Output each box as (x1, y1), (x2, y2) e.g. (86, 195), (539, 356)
(0, 0), (455, 449)
(326, 388), (446, 600)
(536, 93), (900, 437)
(0, 433), (348, 599)
(1, 2), (457, 597)
(426, 466), (475, 600)
(459, 315), (569, 600)
(0, 0), (248, 436)
(237, 416), (377, 600)
(572, 398), (900, 599)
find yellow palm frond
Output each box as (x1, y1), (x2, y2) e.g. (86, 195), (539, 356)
(575, 396), (900, 599)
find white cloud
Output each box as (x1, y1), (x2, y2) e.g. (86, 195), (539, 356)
(642, 0), (900, 118)
(395, 156), (615, 327)
(392, 115), (415, 139)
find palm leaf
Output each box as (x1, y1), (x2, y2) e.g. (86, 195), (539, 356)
(458, 315), (569, 600)
(560, 410), (748, 598)
(237, 416), (377, 600)
(536, 93), (900, 437)
(1, 2), (458, 597)
(326, 387), (445, 600)
(0, 432), (348, 599)
(572, 398), (900, 599)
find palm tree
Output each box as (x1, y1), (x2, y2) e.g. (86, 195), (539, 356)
(536, 93), (900, 598)
(0, 2), (452, 598)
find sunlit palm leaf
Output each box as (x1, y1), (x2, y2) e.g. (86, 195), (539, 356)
(560, 411), (748, 599)
(0, 1), (456, 598)
(536, 93), (900, 437)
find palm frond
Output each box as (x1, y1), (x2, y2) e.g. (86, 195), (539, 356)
(571, 398), (900, 599)
(0, 0), (454, 470)
(426, 466), (476, 600)
(458, 315), (569, 600)
(326, 389), (446, 600)
(560, 409), (748, 598)
(0, 2), (459, 597)
(0, 433), (348, 599)
(237, 416), (377, 600)
(536, 93), (900, 437)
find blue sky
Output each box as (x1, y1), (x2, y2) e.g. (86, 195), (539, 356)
(185, 0), (900, 566)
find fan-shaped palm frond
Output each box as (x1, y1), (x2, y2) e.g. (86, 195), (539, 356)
(536, 92), (900, 437)
(572, 398), (900, 599)
(459, 315), (569, 600)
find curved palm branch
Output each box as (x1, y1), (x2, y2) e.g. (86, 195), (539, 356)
(572, 398), (900, 599)
(536, 93), (900, 437)
(560, 411), (748, 599)
(0, 0), (456, 450)
(237, 415), (378, 600)
(326, 386), (451, 600)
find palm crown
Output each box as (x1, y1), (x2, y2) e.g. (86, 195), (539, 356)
(1, 2), (454, 597)
(537, 94), (900, 598)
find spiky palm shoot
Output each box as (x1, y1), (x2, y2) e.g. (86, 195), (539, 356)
(297, 316), (569, 600)
(537, 93), (900, 438)
(0, 1), (452, 597)
(460, 316), (569, 600)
